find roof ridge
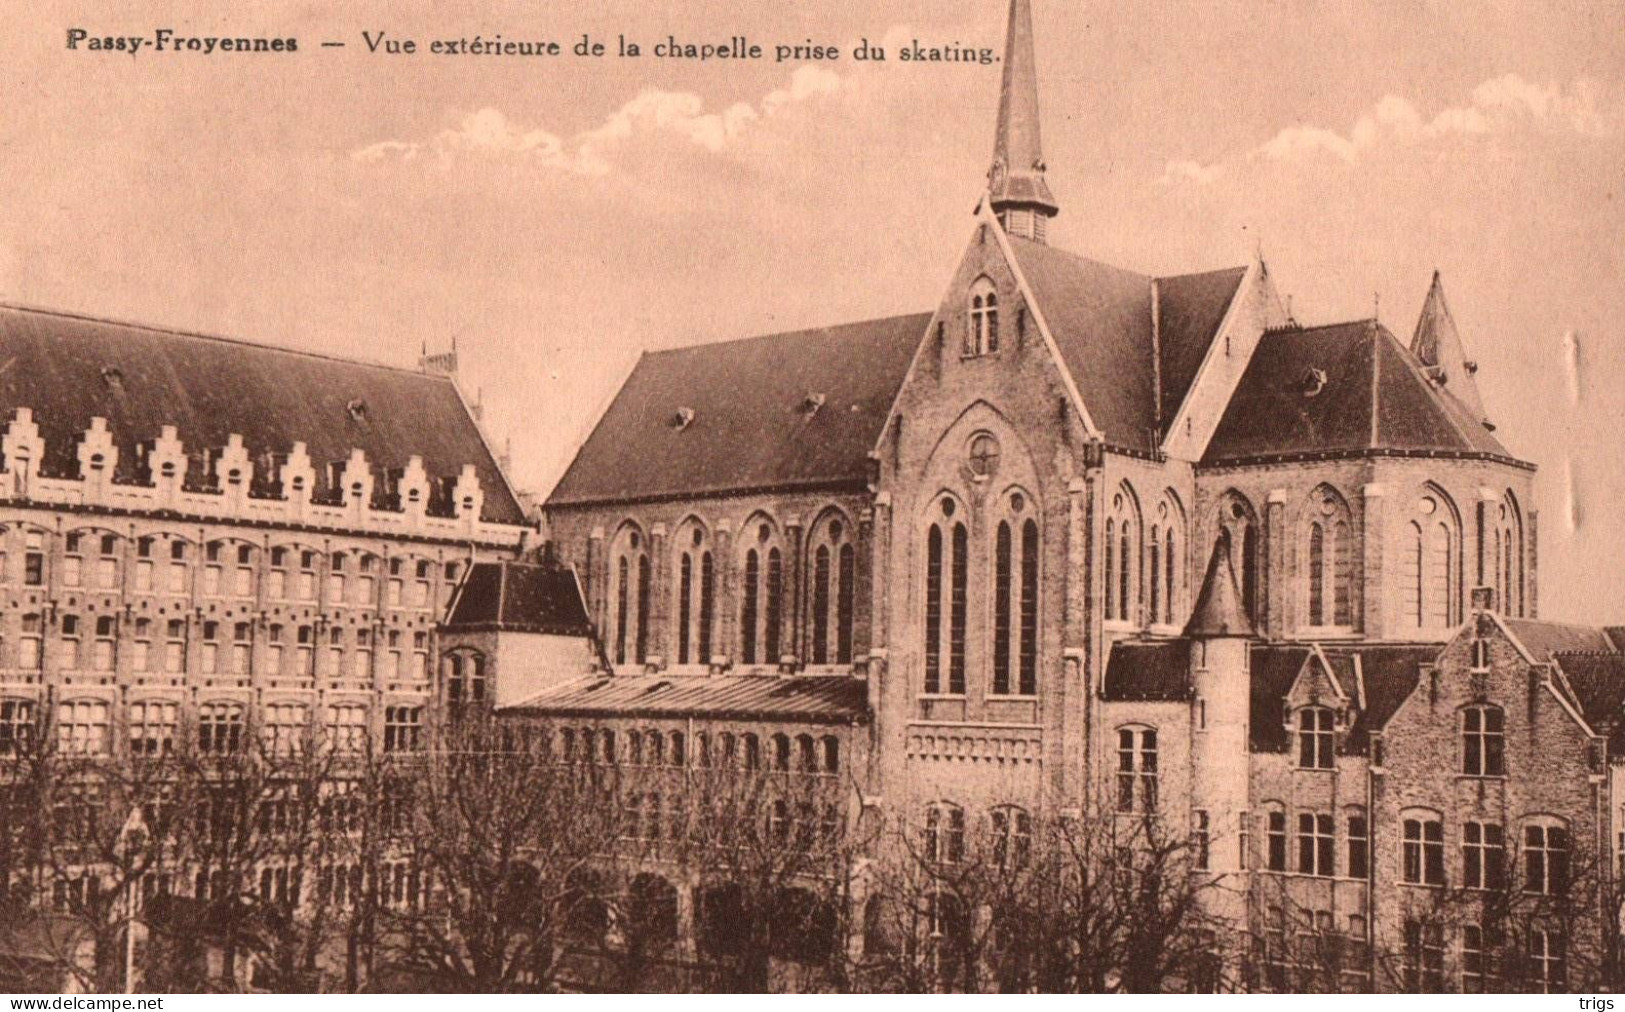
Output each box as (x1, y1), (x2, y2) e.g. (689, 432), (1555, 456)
(1003, 234), (1152, 282)
(641, 310), (933, 358)
(1155, 264), (1249, 284)
(0, 301), (446, 380)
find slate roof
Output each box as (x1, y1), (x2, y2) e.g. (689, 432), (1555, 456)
(1186, 533), (1254, 637)
(443, 561), (591, 636)
(1203, 320), (1520, 466)
(1503, 618), (1618, 663)
(1552, 651), (1625, 748)
(504, 673), (868, 724)
(549, 243), (1249, 505)
(1248, 643), (1438, 755)
(1101, 641), (1191, 702)
(547, 314), (930, 506)
(0, 304), (526, 525)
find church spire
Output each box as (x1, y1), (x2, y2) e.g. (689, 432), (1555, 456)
(1411, 270), (1491, 429)
(987, 0), (1059, 243)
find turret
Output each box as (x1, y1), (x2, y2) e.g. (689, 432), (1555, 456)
(987, 0), (1060, 243)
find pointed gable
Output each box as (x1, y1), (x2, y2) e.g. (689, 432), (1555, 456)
(1156, 266), (1249, 432)
(1186, 533), (1254, 637)
(1411, 272), (1490, 427)
(547, 313), (929, 506)
(1203, 319), (1520, 465)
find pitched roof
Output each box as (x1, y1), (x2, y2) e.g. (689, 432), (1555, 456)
(0, 304), (526, 524)
(547, 313), (930, 506)
(1503, 618), (1618, 663)
(1203, 319), (1518, 466)
(1101, 641), (1191, 702)
(1248, 642), (1437, 754)
(443, 561), (591, 636)
(503, 673), (869, 724)
(1552, 651), (1625, 749)
(1186, 533), (1255, 637)
(1005, 238), (1247, 453)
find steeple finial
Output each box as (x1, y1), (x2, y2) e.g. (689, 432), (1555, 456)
(987, 0), (1059, 243)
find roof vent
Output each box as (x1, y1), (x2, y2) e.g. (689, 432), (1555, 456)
(1301, 368), (1328, 398)
(671, 407), (695, 430)
(100, 366), (124, 391)
(801, 392), (826, 415)
(346, 398), (369, 422)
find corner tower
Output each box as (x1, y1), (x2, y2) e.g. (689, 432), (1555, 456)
(1187, 533), (1255, 886)
(987, 0), (1060, 243)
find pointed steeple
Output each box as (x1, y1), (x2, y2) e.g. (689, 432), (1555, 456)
(1411, 271), (1491, 427)
(987, 0), (1059, 243)
(1186, 532), (1255, 638)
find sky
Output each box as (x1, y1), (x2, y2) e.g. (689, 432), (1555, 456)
(1, 0), (1622, 621)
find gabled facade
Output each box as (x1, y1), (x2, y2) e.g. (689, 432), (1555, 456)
(527, 0), (1614, 992)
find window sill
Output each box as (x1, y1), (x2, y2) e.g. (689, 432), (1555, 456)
(986, 693), (1038, 701)
(1457, 774), (1508, 782)
(1103, 620), (1137, 635)
(916, 693), (968, 701)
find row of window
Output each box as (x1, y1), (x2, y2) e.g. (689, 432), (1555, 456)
(921, 801), (1033, 872)
(1401, 919), (1565, 994)
(923, 491), (1041, 697)
(0, 697), (425, 756)
(0, 617), (432, 679)
(0, 529), (459, 608)
(1289, 704), (1505, 775)
(558, 726), (842, 774)
(1250, 804), (1567, 894)
(610, 518), (856, 670)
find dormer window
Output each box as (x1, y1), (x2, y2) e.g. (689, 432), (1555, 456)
(966, 279), (999, 356)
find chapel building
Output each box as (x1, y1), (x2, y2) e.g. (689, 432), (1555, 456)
(528, 0), (1624, 992)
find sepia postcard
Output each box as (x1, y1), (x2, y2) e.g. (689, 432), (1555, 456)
(1, 0), (1623, 997)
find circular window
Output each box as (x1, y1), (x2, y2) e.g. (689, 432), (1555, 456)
(968, 434), (1001, 477)
(629, 531), (641, 550)
(691, 528), (703, 548)
(829, 520), (843, 542)
(1419, 496), (1437, 516)
(1230, 501), (1247, 520)
(1010, 492), (1025, 514)
(757, 524), (770, 544)
(1320, 496), (1337, 516)
(941, 498), (957, 518)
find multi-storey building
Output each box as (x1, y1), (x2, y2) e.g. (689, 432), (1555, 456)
(0, 303), (534, 771)
(523, 0), (1625, 992)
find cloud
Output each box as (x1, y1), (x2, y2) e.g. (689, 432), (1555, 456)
(1159, 159), (1223, 185)
(1162, 73), (1612, 183)
(351, 64), (846, 174)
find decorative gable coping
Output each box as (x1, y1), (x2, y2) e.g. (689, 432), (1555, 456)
(0, 407), (528, 546)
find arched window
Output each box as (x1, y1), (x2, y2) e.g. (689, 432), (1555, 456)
(924, 497), (968, 694)
(1107, 485), (1141, 624)
(1150, 492), (1185, 627)
(739, 519), (785, 667)
(1217, 493), (1260, 625)
(675, 522), (714, 666)
(1406, 488), (1461, 629)
(967, 278), (999, 356)
(612, 522), (651, 668)
(992, 491), (1041, 696)
(1401, 810), (1445, 885)
(443, 650), (487, 706)
(1462, 705), (1505, 776)
(1115, 726), (1158, 812)
(1494, 493), (1525, 617)
(991, 806), (1033, 871)
(1304, 486), (1353, 628)
(924, 802), (965, 865)
(807, 512), (855, 666)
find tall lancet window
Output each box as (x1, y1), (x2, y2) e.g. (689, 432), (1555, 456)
(1408, 487), (1462, 629)
(924, 497), (969, 694)
(1105, 484), (1141, 624)
(1216, 493), (1260, 626)
(1303, 486), (1353, 629)
(676, 523), (714, 666)
(968, 278), (999, 356)
(992, 491), (1041, 696)
(807, 513), (856, 666)
(611, 526), (649, 669)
